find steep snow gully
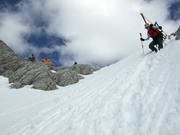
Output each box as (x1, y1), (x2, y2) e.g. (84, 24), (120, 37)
(0, 40), (180, 135)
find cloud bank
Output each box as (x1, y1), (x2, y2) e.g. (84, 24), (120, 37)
(0, 0), (179, 66)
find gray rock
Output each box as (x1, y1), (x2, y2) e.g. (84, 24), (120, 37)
(10, 82), (24, 89)
(56, 69), (84, 86)
(70, 64), (97, 75)
(2, 70), (14, 78)
(0, 40), (23, 71)
(175, 35), (180, 40)
(175, 26), (180, 40)
(9, 61), (57, 90)
(0, 67), (5, 75)
(33, 78), (57, 90)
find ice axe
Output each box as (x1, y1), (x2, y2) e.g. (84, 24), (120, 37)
(139, 33), (145, 54)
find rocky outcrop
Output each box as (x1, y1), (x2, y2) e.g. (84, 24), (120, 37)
(175, 26), (180, 40)
(0, 40), (98, 90)
(55, 69), (84, 86)
(2, 70), (14, 78)
(0, 41), (23, 71)
(9, 61), (57, 90)
(0, 67), (5, 75)
(70, 64), (97, 75)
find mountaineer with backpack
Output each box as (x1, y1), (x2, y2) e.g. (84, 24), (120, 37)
(140, 23), (164, 53)
(139, 13), (166, 53)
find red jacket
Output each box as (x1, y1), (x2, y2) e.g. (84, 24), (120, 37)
(148, 27), (161, 39)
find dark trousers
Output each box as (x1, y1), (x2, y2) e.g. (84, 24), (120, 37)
(149, 37), (163, 52)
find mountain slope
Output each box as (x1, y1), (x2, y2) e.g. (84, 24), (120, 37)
(0, 40), (180, 135)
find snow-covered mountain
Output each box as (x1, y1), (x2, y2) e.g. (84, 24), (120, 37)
(0, 40), (180, 135)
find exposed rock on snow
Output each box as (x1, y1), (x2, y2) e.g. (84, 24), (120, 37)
(55, 69), (84, 86)
(70, 64), (97, 75)
(0, 67), (5, 75)
(0, 40), (97, 90)
(175, 26), (180, 40)
(10, 82), (24, 89)
(9, 61), (57, 90)
(3, 70), (15, 78)
(32, 76), (57, 90)
(0, 40), (23, 71)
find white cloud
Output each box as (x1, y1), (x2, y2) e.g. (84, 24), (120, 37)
(0, 13), (30, 54)
(0, 0), (179, 66)
(44, 0), (179, 65)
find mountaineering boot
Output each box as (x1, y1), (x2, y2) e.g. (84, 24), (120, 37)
(158, 44), (163, 50)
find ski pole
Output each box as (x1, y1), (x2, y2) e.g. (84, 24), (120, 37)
(139, 33), (145, 54)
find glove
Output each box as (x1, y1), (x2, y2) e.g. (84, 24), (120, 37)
(149, 24), (153, 27)
(140, 38), (145, 41)
(159, 26), (162, 30)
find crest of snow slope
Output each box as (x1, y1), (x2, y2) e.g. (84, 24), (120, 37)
(0, 40), (180, 135)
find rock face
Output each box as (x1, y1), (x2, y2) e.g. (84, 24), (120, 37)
(0, 40), (98, 90)
(0, 41), (23, 71)
(9, 61), (57, 90)
(175, 26), (180, 40)
(70, 64), (97, 75)
(0, 67), (5, 75)
(55, 69), (84, 86)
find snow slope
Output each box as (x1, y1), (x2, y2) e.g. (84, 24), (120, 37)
(0, 40), (180, 135)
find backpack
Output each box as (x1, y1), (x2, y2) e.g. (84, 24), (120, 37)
(148, 27), (162, 39)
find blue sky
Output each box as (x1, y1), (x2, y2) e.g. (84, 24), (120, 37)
(0, 0), (179, 66)
(169, 1), (180, 20)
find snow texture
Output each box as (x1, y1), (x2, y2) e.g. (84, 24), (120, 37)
(0, 40), (180, 135)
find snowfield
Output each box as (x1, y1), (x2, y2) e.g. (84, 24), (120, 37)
(0, 40), (180, 135)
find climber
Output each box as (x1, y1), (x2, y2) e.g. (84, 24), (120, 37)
(28, 54), (36, 62)
(41, 58), (52, 65)
(140, 23), (163, 53)
(74, 62), (78, 65)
